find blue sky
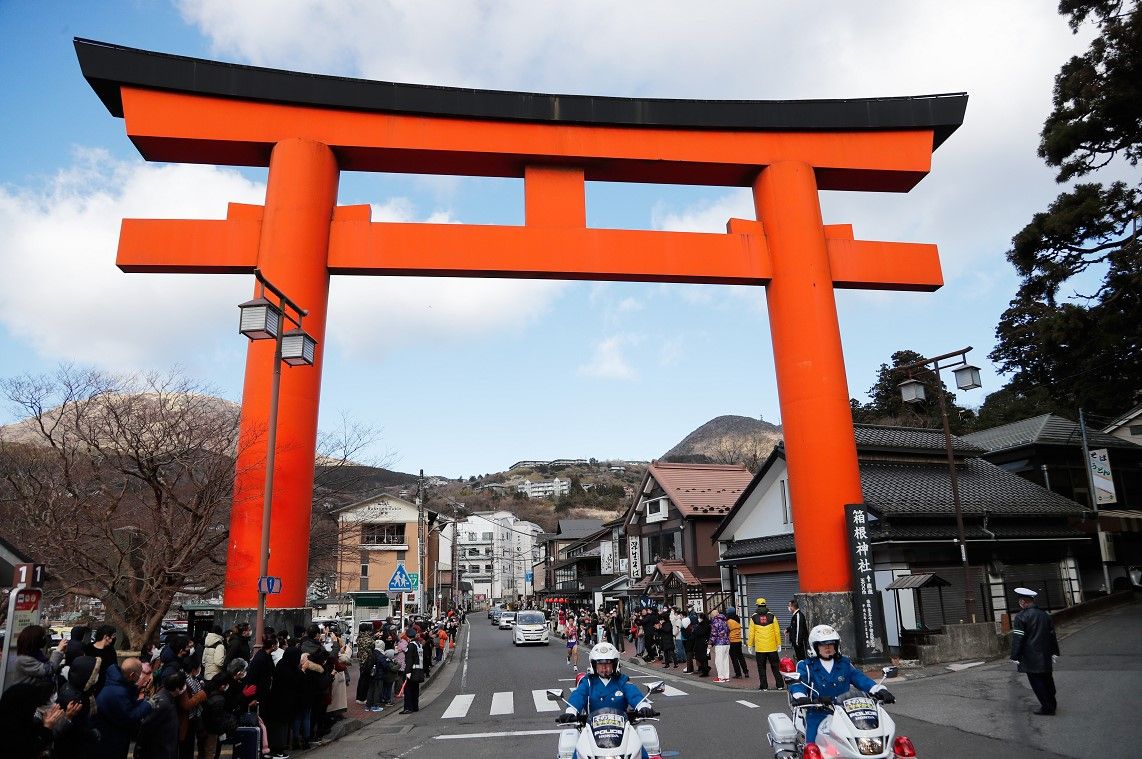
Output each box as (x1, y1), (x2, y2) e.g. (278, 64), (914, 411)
(0, 2), (1099, 478)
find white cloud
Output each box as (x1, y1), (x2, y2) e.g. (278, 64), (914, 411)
(0, 151), (567, 369)
(175, 1), (1090, 302)
(0, 150), (262, 368)
(578, 335), (639, 380)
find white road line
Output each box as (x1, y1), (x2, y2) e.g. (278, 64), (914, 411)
(436, 729), (564, 740)
(533, 689), (561, 712)
(737, 699), (761, 709)
(490, 691), (514, 715)
(461, 624), (471, 689)
(661, 684), (688, 696)
(442, 694), (475, 719)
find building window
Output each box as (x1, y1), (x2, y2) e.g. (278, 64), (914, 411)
(361, 523), (406, 545)
(1129, 424), (1142, 436)
(484, 564), (492, 573)
(780, 479), (790, 524)
(482, 532), (493, 541)
(645, 531), (680, 561)
(360, 563), (369, 577)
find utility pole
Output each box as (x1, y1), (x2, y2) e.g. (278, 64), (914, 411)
(417, 468), (426, 617)
(1078, 409), (1114, 594)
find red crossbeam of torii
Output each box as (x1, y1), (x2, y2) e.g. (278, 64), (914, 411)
(76, 39), (966, 610)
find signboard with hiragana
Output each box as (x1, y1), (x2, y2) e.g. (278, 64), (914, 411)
(845, 504), (888, 663)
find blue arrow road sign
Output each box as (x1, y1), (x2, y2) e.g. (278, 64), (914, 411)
(387, 563), (413, 593)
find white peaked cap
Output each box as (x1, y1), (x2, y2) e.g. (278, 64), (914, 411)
(1014, 587), (1038, 598)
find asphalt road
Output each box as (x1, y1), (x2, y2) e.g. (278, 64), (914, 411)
(310, 602), (1141, 759)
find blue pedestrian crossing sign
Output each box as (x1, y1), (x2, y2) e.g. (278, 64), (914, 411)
(387, 563), (413, 593)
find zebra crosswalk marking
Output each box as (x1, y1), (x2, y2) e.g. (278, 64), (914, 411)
(490, 691), (514, 715)
(533, 689), (562, 712)
(737, 700), (761, 708)
(442, 694), (475, 719)
(441, 684), (692, 719)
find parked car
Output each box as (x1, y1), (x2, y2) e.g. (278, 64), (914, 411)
(497, 611), (516, 629)
(512, 611), (549, 646)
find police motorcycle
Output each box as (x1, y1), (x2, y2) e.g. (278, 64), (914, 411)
(546, 643), (666, 759)
(766, 628), (916, 759)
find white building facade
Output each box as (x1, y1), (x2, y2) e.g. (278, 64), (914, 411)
(456, 511), (543, 602)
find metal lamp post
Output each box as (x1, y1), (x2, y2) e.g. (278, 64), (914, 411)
(238, 270), (317, 646)
(897, 346), (982, 623)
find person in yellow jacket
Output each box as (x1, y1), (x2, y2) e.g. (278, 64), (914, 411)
(746, 597), (783, 690)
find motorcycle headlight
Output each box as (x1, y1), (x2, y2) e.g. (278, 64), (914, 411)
(856, 737), (883, 755)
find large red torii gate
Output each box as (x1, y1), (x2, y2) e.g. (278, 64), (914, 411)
(76, 39), (966, 611)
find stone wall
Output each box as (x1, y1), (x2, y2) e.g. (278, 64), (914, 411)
(915, 621), (1003, 665)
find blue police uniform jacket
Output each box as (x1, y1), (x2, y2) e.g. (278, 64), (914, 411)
(790, 655), (877, 743)
(567, 672), (650, 713)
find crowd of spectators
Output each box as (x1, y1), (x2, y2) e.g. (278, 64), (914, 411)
(0, 611), (462, 759)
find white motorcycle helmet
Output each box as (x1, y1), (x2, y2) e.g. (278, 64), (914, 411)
(589, 642), (621, 676)
(808, 624), (841, 660)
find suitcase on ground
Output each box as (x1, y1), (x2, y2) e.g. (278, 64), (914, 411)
(233, 724), (262, 759)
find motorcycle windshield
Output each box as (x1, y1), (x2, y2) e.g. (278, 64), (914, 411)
(840, 693), (880, 730)
(589, 707), (627, 749)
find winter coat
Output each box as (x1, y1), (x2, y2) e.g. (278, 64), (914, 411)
(246, 649), (275, 701)
(64, 627), (91, 666)
(356, 632), (375, 667)
(709, 614), (730, 646)
(566, 672), (651, 714)
(330, 656), (349, 712)
(175, 674), (207, 742)
(379, 652), (402, 684)
(224, 634), (251, 668)
(726, 615), (743, 644)
(690, 619), (711, 649)
(791, 655), (880, 743)
(264, 648), (303, 722)
(202, 632), (227, 681)
(91, 665), (155, 759)
(786, 609), (808, 653)
(53, 655), (101, 759)
(1010, 604), (1060, 674)
(135, 688), (180, 759)
(747, 610), (782, 652)
(84, 641), (119, 693)
(0, 682), (54, 759)
(6, 648), (63, 691)
(201, 689), (237, 736)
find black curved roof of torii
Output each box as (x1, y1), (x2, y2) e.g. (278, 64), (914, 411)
(75, 38), (967, 149)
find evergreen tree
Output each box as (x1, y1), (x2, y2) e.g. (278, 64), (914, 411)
(990, 1), (1141, 417)
(852, 349), (975, 432)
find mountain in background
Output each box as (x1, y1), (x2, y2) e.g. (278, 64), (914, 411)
(661, 414), (782, 470)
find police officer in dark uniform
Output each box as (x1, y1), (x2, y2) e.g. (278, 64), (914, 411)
(1010, 587), (1060, 715)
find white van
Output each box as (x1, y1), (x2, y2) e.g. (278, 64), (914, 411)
(512, 610), (550, 645)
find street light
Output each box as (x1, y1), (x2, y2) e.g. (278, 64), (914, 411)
(897, 346), (982, 623)
(238, 269), (317, 646)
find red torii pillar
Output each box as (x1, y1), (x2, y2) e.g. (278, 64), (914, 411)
(76, 39), (966, 612)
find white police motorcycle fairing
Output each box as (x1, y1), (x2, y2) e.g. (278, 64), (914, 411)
(766, 664), (918, 759)
(546, 680), (665, 759)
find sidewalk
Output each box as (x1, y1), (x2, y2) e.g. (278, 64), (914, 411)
(610, 644), (990, 689)
(318, 628), (465, 746)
